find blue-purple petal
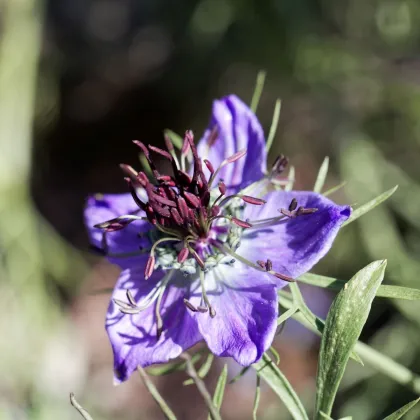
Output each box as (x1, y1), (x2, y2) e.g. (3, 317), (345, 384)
(191, 264), (278, 366)
(107, 267), (202, 383)
(197, 95), (267, 191)
(84, 192), (151, 268)
(240, 190), (351, 286)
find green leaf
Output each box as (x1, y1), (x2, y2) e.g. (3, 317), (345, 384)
(342, 186), (398, 227)
(315, 260), (387, 419)
(299, 272), (420, 301)
(269, 346), (281, 365)
(184, 353), (214, 385)
(253, 353), (309, 420)
(250, 70), (266, 112)
(164, 129), (183, 150)
(229, 366), (251, 384)
(314, 157), (329, 193)
(148, 353), (201, 376)
(280, 287), (363, 366)
(323, 181), (346, 197)
(253, 375), (261, 420)
(319, 412), (333, 420)
(266, 99), (282, 152)
(285, 166), (295, 191)
(208, 364), (228, 420)
(277, 304), (299, 325)
(383, 398), (420, 420)
(137, 366), (177, 420)
(279, 290), (420, 395)
(70, 393), (94, 420)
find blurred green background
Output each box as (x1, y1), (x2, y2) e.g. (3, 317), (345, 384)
(1, 0), (420, 419)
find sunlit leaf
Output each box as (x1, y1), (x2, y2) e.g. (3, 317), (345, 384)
(269, 346), (281, 364)
(315, 260), (387, 419)
(253, 375), (261, 420)
(280, 289), (420, 395)
(229, 366), (251, 385)
(137, 366), (177, 420)
(184, 353), (214, 385)
(342, 186), (398, 227)
(250, 70), (266, 112)
(254, 353), (309, 420)
(299, 273), (420, 301)
(383, 397), (420, 420)
(266, 99), (282, 152)
(208, 364), (228, 420)
(314, 157), (329, 193)
(148, 353), (201, 376)
(324, 181), (346, 197)
(285, 285), (364, 366)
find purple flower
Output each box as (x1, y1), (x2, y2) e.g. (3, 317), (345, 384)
(85, 94), (351, 383)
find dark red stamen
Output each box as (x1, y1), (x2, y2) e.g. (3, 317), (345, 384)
(241, 195), (266, 205)
(204, 159), (214, 175)
(145, 255), (155, 280)
(178, 248), (189, 263)
(232, 217), (252, 229)
(273, 272), (295, 282)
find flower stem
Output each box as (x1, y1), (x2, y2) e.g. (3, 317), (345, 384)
(137, 366), (177, 420)
(180, 353), (222, 420)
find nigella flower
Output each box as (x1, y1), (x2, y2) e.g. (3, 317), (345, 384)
(85, 95), (351, 383)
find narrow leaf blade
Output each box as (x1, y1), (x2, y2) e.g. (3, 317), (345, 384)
(137, 366), (177, 420)
(250, 70), (266, 112)
(299, 272), (420, 301)
(383, 397), (420, 420)
(266, 99), (282, 152)
(314, 157), (329, 193)
(253, 376), (261, 420)
(208, 364), (228, 420)
(254, 353), (309, 420)
(315, 260), (387, 418)
(342, 186), (398, 227)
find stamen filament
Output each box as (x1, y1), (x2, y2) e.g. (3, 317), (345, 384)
(199, 269), (216, 318)
(214, 242), (295, 282)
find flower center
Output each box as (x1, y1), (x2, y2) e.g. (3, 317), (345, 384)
(117, 131), (259, 278)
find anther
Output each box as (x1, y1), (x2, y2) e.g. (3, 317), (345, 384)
(289, 198), (298, 211)
(204, 159), (214, 175)
(149, 145), (173, 161)
(218, 181), (226, 195)
(241, 195), (266, 205)
(296, 207), (318, 216)
(126, 289), (136, 306)
(183, 298), (198, 312)
(209, 306), (216, 318)
(232, 217), (252, 229)
(257, 260), (266, 269)
(197, 306), (208, 313)
(271, 154), (289, 176)
(271, 271), (295, 283)
(266, 259), (273, 271)
(184, 191), (201, 208)
(177, 247), (189, 263)
(145, 255), (155, 280)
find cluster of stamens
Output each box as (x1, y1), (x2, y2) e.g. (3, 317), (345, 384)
(94, 130), (319, 339)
